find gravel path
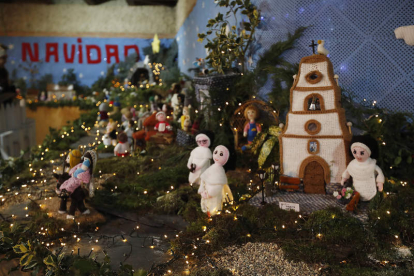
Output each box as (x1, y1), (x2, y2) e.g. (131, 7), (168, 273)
(214, 242), (321, 276)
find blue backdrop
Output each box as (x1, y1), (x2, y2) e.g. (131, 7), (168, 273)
(176, 0), (414, 112)
(0, 36), (173, 86)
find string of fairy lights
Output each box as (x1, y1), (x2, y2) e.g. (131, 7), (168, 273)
(0, 119), (183, 272)
(1, 91), (412, 274)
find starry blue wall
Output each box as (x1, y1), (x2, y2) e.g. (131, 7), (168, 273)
(177, 0), (414, 112)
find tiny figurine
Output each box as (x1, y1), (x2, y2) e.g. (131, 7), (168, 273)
(113, 96), (121, 113)
(98, 102), (109, 127)
(137, 106), (151, 130)
(183, 116), (192, 132)
(106, 119), (118, 146)
(124, 119), (135, 145)
(114, 132), (130, 157)
(121, 108), (133, 130)
(341, 135), (384, 207)
(40, 91), (47, 101)
(176, 94), (185, 118)
(149, 95), (158, 112)
(242, 104), (261, 151)
(198, 145), (234, 217)
(54, 148), (82, 214)
(170, 84), (183, 120)
(121, 107), (130, 122)
(56, 150), (98, 219)
(188, 131), (214, 186)
(130, 107), (137, 121)
(102, 133), (112, 146)
(154, 111), (172, 134)
(103, 88), (110, 100)
(133, 111), (158, 154)
(191, 117), (201, 135)
(317, 40), (329, 56)
(192, 58), (208, 75)
(181, 106), (191, 130)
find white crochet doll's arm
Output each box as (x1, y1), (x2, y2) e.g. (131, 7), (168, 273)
(341, 168), (350, 186)
(187, 153), (193, 169)
(375, 165), (385, 191)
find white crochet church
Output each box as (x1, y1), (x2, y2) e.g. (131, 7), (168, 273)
(279, 54), (352, 194)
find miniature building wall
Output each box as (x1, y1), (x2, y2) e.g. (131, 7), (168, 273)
(279, 55), (351, 194)
(0, 102), (36, 159)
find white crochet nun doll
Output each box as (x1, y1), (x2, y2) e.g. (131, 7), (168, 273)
(187, 131), (214, 186)
(341, 135), (385, 201)
(198, 145), (234, 217)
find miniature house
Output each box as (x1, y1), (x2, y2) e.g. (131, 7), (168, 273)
(279, 54), (352, 194)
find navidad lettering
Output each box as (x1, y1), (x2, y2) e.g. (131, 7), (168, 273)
(21, 38), (139, 64)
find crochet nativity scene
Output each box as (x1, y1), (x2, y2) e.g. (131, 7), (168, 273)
(1, 1), (413, 274)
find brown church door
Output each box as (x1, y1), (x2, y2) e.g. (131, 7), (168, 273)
(303, 161), (325, 194)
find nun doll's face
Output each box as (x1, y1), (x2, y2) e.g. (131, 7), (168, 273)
(196, 135), (210, 148)
(352, 146), (370, 162)
(213, 146), (229, 166)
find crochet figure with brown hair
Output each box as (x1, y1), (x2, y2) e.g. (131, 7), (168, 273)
(114, 132), (130, 157)
(241, 104), (261, 151)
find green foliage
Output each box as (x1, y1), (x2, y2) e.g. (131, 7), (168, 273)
(92, 145), (191, 211)
(91, 65), (116, 92)
(368, 184), (414, 245)
(58, 68), (91, 96)
(281, 209), (368, 264)
(154, 186), (202, 221)
(197, 0), (261, 73)
(115, 53), (139, 82)
(26, 98), (95, 110)
(19, 61), (40, 88)
(1, 205), (136, 275)
(36, 73), (54, 93)
(13, 77), (28, 96)
(13, 240), (38, 270)
(258, 27), (306, 117)
(143, 39), (179, 87)
(0, 152), (27, 185)
(198, 28), (306, 150)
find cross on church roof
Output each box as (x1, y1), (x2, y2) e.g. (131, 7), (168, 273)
(309, 40), (317, 54)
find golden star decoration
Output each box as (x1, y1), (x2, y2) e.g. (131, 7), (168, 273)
(151, 34), (160, 54)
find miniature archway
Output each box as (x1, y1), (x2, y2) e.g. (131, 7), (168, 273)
(230, 99), (279, 149)
(298, 156), (330, 185)
(303, 93), (325, 111)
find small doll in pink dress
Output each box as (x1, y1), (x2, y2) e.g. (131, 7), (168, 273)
(56, 150), (97, 219)
(154, 111), (172, 134)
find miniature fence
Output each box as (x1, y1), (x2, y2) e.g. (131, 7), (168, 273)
(0, 101), (36, 159)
